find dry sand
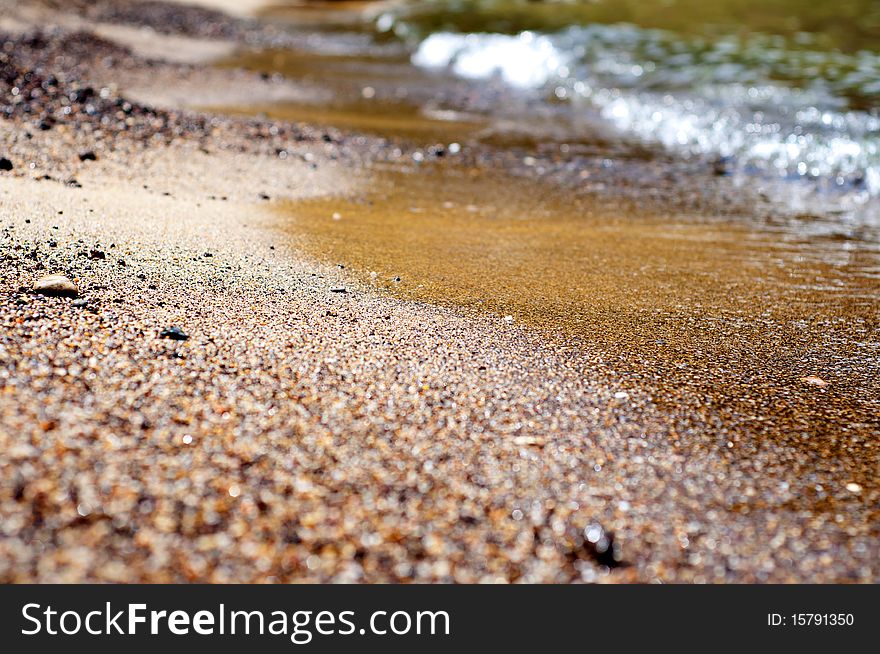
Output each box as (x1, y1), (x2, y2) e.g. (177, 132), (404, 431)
(0, 0), (876, 583)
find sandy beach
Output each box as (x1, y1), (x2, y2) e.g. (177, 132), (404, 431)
(0, 0), (877, 583)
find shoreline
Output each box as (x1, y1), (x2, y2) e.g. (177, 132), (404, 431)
(1, 0), (877, 583)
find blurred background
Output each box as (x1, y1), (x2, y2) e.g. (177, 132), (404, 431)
(235, 0), (880, 207)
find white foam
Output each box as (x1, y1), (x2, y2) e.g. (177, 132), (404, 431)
(413, 32), (569, 89)
(410, 28), (880, 196)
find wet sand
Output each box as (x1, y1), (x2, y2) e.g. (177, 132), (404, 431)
(283, 167), (880, 452)
(0, 0), (877, 583)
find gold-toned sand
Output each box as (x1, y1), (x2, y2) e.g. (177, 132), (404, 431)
(281, 166), (880, 458)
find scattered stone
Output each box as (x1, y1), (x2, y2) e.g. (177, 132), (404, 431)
(78, 151), (97, 162)
(800, 376), (828, 387)
(582, 523), (623, 568)
(712, 155), (735, 176)
(159, 326), (189, 341)
(32, 274), (78, 297)
(0, 157), (12, 171)
(89, 249), (105, 260)
(330, 286), (347, 293)
(512, 435), (545, 447)
(72, 299), (88, 308)
(845, 482), (862, 494)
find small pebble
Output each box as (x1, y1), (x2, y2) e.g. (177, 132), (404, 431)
(33, 274), (78, 297)
(159, 326), (189, 341)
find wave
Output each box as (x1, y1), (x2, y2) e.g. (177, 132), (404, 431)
(410, 26), (880, 197)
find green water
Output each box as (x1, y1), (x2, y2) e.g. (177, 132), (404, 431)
(253, 0), (880, 198)
(383, 0), (880, 54)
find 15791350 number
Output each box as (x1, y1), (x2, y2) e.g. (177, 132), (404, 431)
(768, 613), (854, 626)
(792, 614), (853, 626)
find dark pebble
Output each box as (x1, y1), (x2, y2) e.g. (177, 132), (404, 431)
(582, 524), (624, 569)
(0, 157), (12, 171)
(712, 156), (734, 176)
(78, 151), (98, 162)
(159, 326), (189, 341)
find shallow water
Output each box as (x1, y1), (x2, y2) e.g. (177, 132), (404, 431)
(253, 0), (880, 202)
(213, 2), (880, 440)
(278, 165), (880, 451)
